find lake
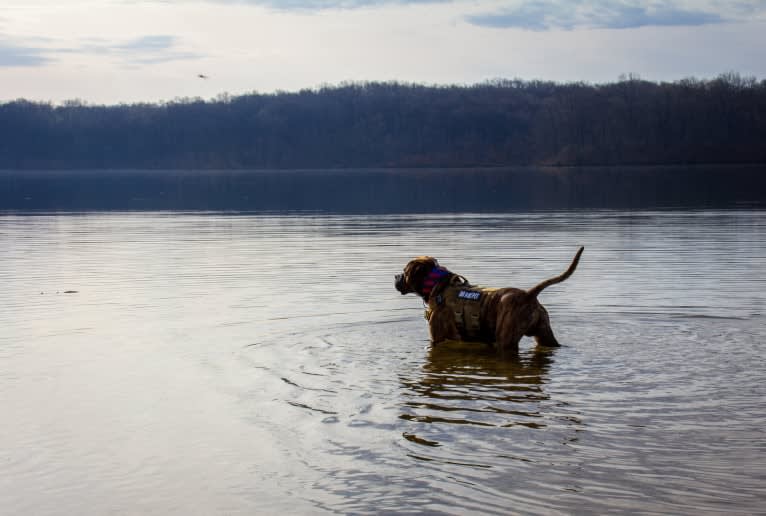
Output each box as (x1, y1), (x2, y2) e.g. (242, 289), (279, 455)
(2, 166), (765, 212)
(1, 210), (765, 514)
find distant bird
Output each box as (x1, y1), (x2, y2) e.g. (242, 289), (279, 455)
(198, 74), (209, 79)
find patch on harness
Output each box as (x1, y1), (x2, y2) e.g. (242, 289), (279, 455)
(457, 290), (481, 301)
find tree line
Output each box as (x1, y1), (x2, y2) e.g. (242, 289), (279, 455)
(1, 73), (765, 169)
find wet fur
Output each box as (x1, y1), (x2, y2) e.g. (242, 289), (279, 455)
(395, 247), (583, 353)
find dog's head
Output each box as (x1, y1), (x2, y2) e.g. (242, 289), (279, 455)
(394, 256), (442, 297)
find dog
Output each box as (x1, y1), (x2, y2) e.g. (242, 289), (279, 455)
(394, 247), (583, 353)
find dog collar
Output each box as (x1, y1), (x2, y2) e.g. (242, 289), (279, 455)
(420, 266), (449, 298)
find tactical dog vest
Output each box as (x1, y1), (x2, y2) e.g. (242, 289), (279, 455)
(427, 278), (498, 341)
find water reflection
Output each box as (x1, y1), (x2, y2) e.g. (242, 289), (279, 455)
(400, 347), (555, 447)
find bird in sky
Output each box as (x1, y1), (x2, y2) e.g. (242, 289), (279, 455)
(198, 74), (209, 79)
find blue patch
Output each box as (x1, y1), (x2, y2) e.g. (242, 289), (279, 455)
(457, 290), (481, 301)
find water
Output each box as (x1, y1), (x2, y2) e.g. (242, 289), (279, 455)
(2, 166), (765, 212)
(1, 210), (765, 515)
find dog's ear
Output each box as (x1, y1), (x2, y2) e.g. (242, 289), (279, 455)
(404, 256), (439, 293)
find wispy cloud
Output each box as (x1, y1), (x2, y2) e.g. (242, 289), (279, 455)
(0, 40), (52, 67)
(0, 34), (201, 67)
(71, 35), (202, 64)
(465, 1), (738, 31)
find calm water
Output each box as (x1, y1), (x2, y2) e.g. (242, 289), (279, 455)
(1, 211), (765, 515)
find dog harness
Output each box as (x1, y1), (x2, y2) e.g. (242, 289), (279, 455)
(425, 274), (498, 341)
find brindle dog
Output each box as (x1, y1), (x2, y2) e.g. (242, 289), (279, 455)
(394, 247), (584, 353)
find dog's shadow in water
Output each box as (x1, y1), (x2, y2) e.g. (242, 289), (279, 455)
(399, 344), (557, 432)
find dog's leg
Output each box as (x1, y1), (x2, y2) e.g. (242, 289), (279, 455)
(532, 324), (560, 347)
(528, 307), (560, 347)
(494, 311), (526, 355)
(428, 309), (461, 344)
(495, 328), (525, 354)
(492, 294), (531, 354)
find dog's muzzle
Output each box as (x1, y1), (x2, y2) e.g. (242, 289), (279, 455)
(394, 273), (406, 294)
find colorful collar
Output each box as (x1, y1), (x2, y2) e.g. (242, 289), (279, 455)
(420, 266), (450, 298)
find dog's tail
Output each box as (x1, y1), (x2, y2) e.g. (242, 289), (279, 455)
(527, 246), (584, 299)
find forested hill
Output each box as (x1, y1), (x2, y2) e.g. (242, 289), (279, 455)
(2, 74), (765, 169)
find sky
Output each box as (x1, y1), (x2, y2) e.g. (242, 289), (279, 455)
(1, 0), (765, 104)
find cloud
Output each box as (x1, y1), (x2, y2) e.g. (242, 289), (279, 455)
(467, 2), (553, 30)
(114, 35), (177, 52)
(465, 1), (730, 31)
(0, 40), (52, 67)
(66, 35), (203, 64)
(596, 5), (723, 29)
(1, 33), (201, 67)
